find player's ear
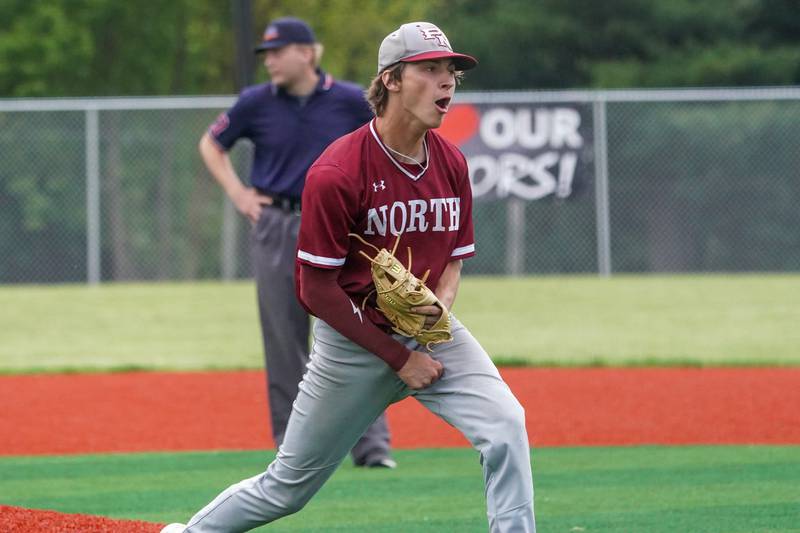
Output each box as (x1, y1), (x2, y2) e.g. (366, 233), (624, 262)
(382, 69), (401, 92)
(301, 45), (316, 68)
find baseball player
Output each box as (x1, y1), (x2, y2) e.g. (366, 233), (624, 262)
(163, 21), (535, 533)
(198, 17), (394, 468)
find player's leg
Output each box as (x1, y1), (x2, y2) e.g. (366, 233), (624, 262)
(412, 316), (535, 533)
(183, 320), (405, 532)
(350, 412), (393, 467)
(251, 208), (310, 446)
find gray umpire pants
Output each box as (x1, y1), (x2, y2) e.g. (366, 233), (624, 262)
(250, 205), (391, 465)
(183, 317), (536, 532)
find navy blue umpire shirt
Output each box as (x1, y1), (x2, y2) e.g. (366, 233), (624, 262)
(208, 70), (374, 200)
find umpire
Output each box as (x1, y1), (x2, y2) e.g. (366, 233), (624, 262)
(199, 17), (395, 468)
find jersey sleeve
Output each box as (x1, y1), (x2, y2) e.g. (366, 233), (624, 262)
(207, 90), (253, 151)
(297, 163), (360, 269)
(451, 154), (476, 260)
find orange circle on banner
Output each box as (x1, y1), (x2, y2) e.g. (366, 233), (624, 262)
(436, 104), (480, 147)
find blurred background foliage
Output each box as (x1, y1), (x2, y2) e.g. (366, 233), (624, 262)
(1, 0), (799, 98)
(2, 0), (800, 283)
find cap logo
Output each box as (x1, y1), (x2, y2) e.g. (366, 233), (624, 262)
(264, 25), (279, 41)
(418, 27), (451, 50)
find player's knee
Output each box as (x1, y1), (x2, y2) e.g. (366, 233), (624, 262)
(498, 397), (527, 437)
(258, 472), (317, 517)
(282, 497), (308, 516)
(482, 399), (528, 462)
(277, 488), (316, 516)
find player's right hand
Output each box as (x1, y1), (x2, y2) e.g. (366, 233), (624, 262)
(397, 350), (444, 390)
(232, 187), (273, 225)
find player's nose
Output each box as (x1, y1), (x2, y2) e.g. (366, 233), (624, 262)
(439, 75), (455, 90)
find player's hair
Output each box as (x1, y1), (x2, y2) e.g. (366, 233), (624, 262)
(366, 63), (406, 117)
(366, 62), (464, 117)
(312, 43), (324, 68)
(290, 43), (323, 69)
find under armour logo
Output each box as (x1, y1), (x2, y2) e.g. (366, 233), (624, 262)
(418, 28), (451, 49)
(350, 299), (363, 323)
(373, 180), (386, 192)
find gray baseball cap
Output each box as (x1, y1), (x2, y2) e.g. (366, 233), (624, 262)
(377, 22), (477, 73)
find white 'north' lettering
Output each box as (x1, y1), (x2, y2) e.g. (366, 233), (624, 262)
(364, 204), (389, 235)
(389, 201), (408, 236)
(407, 199), (428, 232)
(364, 197), (459, 236)
(430, 198), (447, 231)
(447, 198), (460, 230)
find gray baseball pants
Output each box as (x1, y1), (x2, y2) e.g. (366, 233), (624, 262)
(183, 317), (536, 532)
(251, 205), (390, 464)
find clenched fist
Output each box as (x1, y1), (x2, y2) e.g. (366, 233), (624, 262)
(397, 350), (444, 390)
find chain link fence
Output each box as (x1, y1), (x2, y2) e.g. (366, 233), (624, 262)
(606, 97), (800, 272)
(2, 88), (799, 284)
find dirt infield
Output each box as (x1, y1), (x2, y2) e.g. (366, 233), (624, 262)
(2, 367), (799, 456)
(0, 505), (161, 532)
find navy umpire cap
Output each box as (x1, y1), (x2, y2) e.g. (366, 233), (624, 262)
(254, 17), (316, 52)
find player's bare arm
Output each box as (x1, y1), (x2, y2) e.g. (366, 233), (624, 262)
(412, 259), (463, 328)
(198, 132), (273, 224)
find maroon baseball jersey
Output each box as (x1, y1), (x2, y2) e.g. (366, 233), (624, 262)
(296, 118), (475, 326)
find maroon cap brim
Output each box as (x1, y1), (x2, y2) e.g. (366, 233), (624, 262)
(400, 51), (478, 71)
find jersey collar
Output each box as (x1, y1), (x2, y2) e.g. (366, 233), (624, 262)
(368, 119), (430, 181)
(270, 69), (334, 98)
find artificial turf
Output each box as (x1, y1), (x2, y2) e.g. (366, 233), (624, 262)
(1, 446), (798, 532)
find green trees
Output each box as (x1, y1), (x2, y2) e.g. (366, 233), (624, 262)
(0, 0), (234, 97)
(2, 0), (797, 96)
(0, 0), (434, 97)
(443, 0), (800, 90)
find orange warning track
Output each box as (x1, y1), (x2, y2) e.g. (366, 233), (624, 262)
(2, 367), (799, 456)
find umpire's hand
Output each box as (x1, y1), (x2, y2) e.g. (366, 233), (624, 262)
(232, 187), (273, 225)
(397, 350), (444, 389)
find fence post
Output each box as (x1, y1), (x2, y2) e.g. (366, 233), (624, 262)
(220, 199), (239, 281)
(592, 98), (612, 276)
(505, 197), (525, 275)
(85, 107), (101, 285)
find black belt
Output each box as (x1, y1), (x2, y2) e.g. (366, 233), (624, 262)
(258, 190), (301, 213)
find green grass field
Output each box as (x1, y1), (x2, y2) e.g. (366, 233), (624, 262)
(1, 446), (798, 532)
(1, 274), (799, 372)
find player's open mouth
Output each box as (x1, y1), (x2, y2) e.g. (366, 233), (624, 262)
(435, 97), (451, 113)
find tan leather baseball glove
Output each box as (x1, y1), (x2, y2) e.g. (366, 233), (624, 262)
(349, 233), (453, 350)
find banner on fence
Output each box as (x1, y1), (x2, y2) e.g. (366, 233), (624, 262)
(436, 103), (594, 201)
